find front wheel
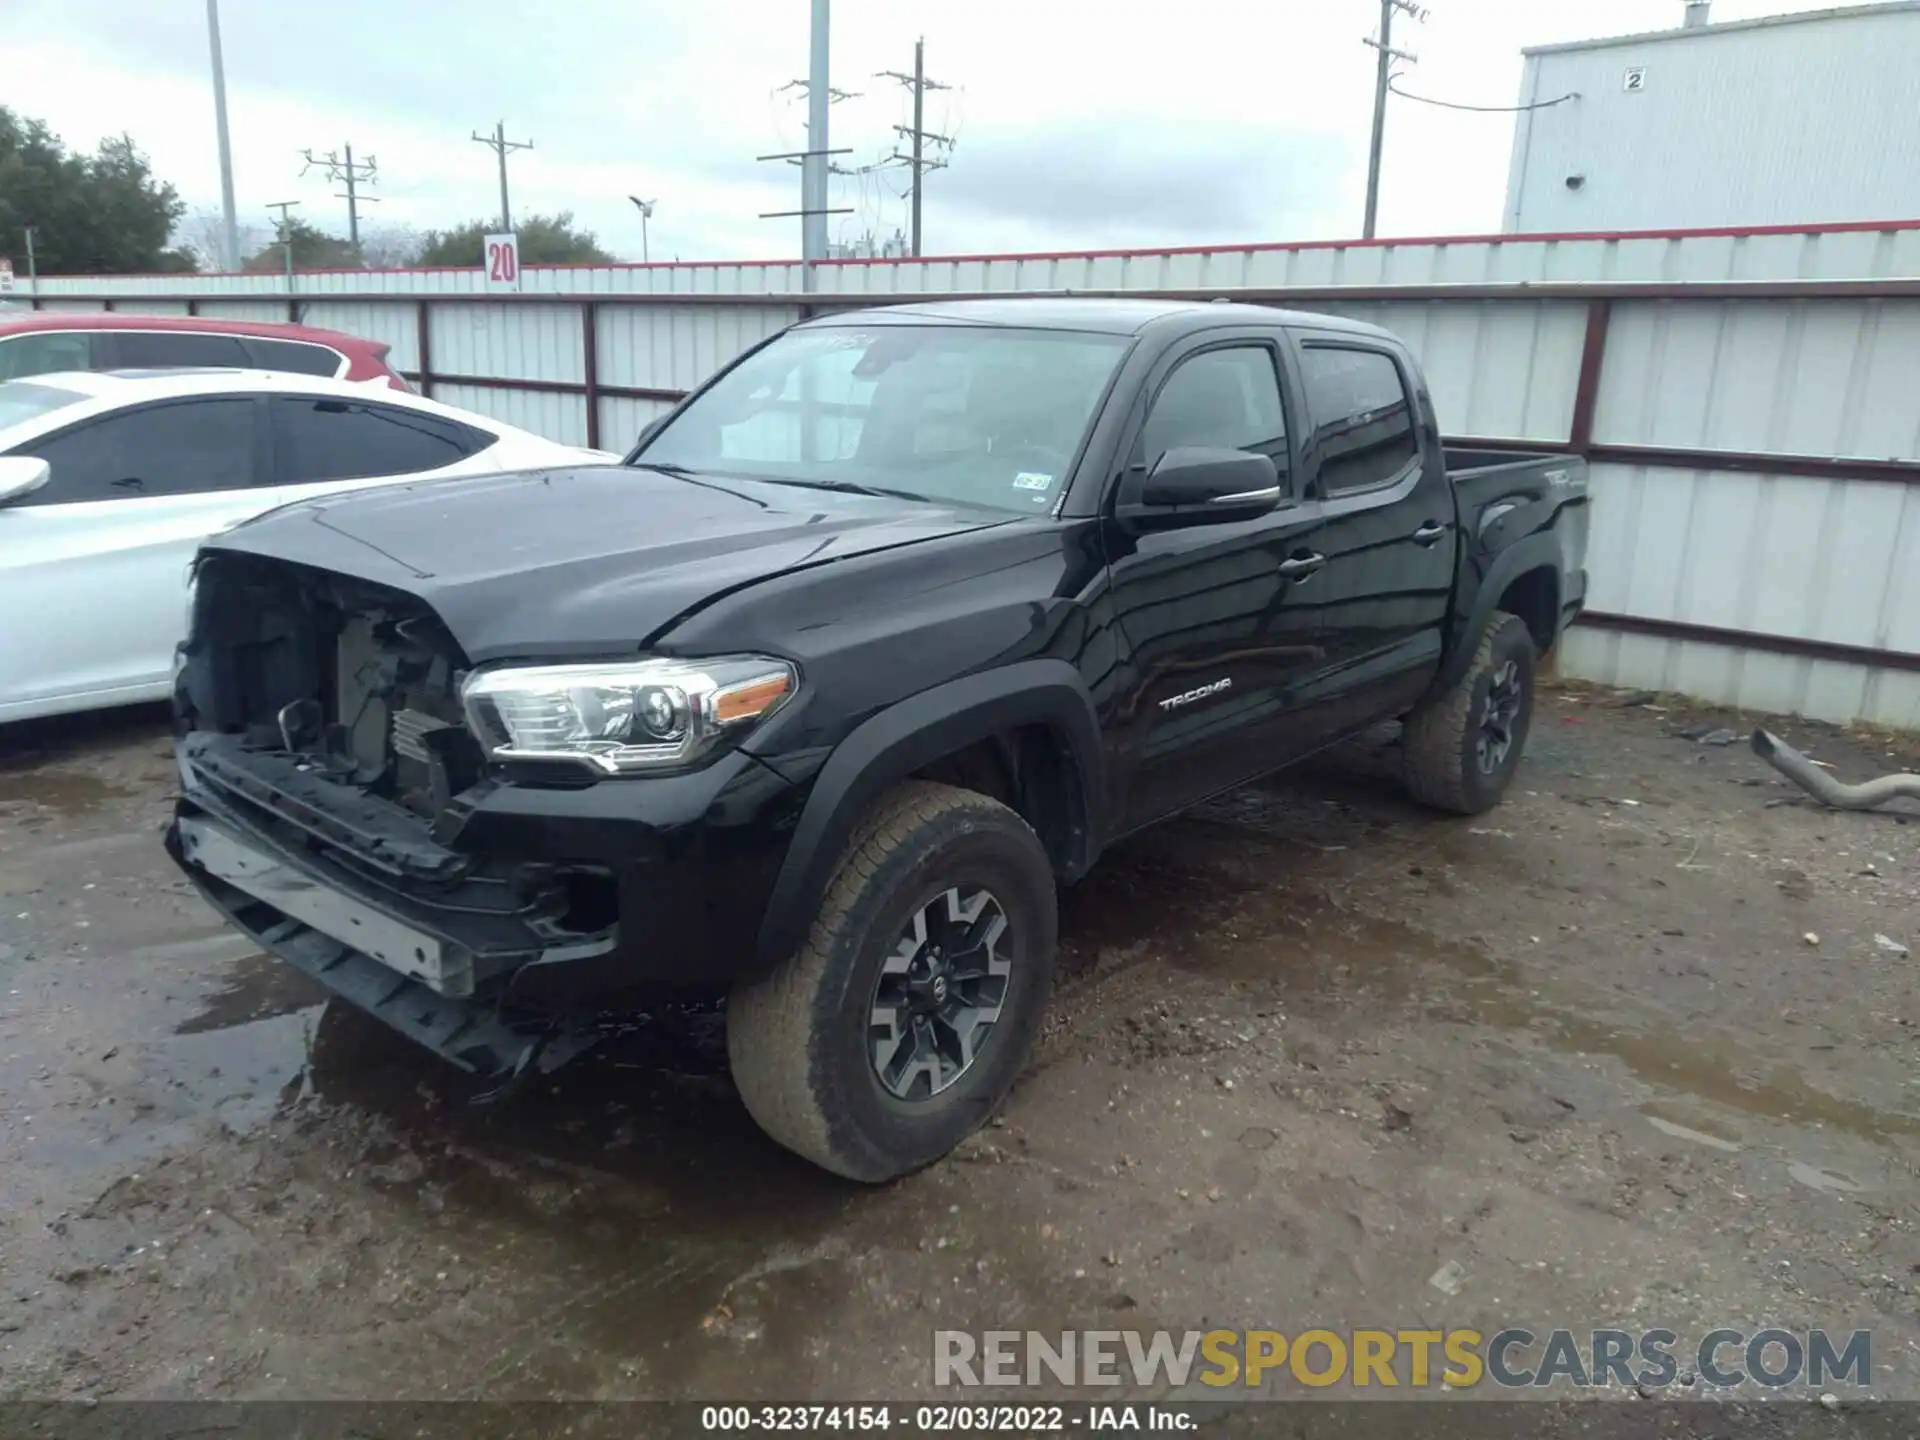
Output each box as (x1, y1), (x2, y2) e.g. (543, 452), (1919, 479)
(1401, 610), (1537, 815)
(727, 781), (1058, 1182)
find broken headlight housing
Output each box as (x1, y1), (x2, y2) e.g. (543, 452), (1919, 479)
(460, 657), (797, 775)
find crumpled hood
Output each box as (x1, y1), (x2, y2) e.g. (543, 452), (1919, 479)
(206, 465), (1009, 662)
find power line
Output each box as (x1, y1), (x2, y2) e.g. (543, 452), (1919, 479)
(878, 38), (953, 257)
(1387, 83), (1579, 112)
(299, 144), (378, 259)
(1362, 0), (1427, 240)
(470, 121), (533, 232)
(775, 79), (861, 103)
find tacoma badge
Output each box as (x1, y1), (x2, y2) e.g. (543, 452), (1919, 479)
(1159, 678), (1233, 712)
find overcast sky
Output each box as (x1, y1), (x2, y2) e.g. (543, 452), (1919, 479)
(7, 0), (1820, 266)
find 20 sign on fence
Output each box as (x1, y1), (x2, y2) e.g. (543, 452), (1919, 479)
(484, 233), (521, 293)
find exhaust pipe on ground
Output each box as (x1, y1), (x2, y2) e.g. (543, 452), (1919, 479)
(1750, 728), (1920, 811)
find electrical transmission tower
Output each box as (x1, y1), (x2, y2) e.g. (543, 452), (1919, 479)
(299, 144), (378, 258)
(1362, 0), (1427, 239)
(878, 38), (952, 257)
(471, 121), (533, 232)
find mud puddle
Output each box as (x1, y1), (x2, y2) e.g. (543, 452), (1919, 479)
(294, 1003), (891, 1397)
(1502, 999), (1920, 1145)
(2, 1008), (317, 1203)
(0, 770), (139, 819)
(1055, 834), (1920, 1148)
(144, 1008), (317, 1129)
(174, 951), (324, 1035)
(29, 965), (883, 1396)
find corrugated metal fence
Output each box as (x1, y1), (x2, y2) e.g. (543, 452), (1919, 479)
(22, 220), (1920, 728)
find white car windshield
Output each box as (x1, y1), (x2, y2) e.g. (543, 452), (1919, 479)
(634, 325), (1130, 514)
(0, 379), (87, 434)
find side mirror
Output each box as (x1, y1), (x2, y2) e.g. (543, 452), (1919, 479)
(1115, 447), (1281, 532)
(634, 415), (669, 449)
(0, 456), (51, 506)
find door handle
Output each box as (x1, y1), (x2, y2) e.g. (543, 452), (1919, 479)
(1277, 553), (1325, 581)
(1410, 521), (1448, 547)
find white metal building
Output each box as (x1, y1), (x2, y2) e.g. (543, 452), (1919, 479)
(1503, 2), (1920, 234)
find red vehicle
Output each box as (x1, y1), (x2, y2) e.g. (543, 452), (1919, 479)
(0, 313), (411, 391)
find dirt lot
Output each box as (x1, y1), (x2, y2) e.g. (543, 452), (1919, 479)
(1, 687), (1917, 1407)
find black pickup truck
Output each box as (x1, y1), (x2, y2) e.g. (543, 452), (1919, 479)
(168, 299), (1588, 1180)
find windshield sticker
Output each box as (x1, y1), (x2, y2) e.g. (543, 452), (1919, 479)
(1012, 472), (1053, 491)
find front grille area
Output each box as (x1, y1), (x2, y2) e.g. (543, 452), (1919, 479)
(324, 606), (483, 819)
(389, 705), (484, 818)
(391, 707), (453, 764)
(178, 552), (484, 820)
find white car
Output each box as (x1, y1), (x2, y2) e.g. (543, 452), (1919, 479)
(0, 369), (614, 723)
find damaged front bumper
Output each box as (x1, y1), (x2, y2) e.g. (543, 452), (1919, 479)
(177, 809), (601, 1084)
(167, 730), (802, 1082)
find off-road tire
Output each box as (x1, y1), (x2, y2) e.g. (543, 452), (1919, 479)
(1402, 610), (1537, 815)
(727, 781), (1058, 1182)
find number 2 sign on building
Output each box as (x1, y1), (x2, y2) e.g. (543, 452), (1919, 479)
(483, 233), (521, 293)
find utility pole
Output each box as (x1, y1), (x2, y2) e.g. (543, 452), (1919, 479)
(470, 121), (533, 231)
(267, 199), (301, 288)
(1362, 0), (1425, 240)
(803, 0), (831, 266)
(879, 38), (952, 257)
(23, 228), (38, 294)
(299, 144), (378, 259)
(755, 3), (854, 274)
(205, 0), (241, 269)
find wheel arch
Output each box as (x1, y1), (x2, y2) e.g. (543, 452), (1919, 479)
(750, 659), (1106, 976)
(1434, 535), (1563, 696)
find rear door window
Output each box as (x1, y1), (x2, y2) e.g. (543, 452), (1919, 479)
(1298, 346), (1419, 495)
(10, 399), (260, 504)
(268, 397), (491, 483)
(106, 331), (252, 369)
(245, 338), (347, 377)
(0, 332), (96, 380)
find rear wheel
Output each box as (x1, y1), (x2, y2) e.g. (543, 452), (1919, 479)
(727, 781), (1058, 1182)
(1402, 610), (1537, 815)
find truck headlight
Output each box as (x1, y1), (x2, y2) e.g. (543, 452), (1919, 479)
(460, 657), (797, 774)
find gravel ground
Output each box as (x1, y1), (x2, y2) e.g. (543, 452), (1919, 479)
(1, 687), (1917, 1409)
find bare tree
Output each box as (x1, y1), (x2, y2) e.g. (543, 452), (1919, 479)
(356, 222), (423, 269)
(174, 208), (267, 271)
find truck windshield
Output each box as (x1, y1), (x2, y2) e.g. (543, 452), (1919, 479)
(633, 325), (1130, 514)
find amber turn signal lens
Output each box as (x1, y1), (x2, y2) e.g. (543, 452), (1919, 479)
(713, 673), (793, 725)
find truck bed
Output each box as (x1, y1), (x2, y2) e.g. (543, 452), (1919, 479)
(1443, 445), (1575, 481)
(1443, 445), (1586, 519)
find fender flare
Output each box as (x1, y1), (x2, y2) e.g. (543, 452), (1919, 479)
(1435, 533), (1564, 695)
(750, 659), (1106, 975)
